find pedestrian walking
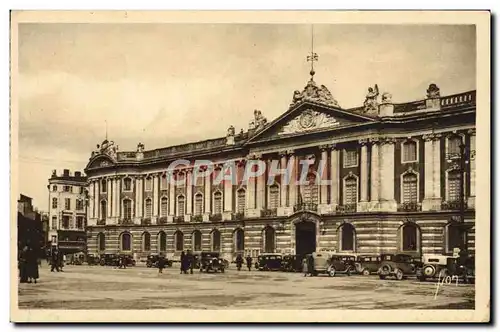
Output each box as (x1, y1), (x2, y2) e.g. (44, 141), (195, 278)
(157, 253), (166, 274)
(180, 251), (187, 274)
(19, 246), (29, 283)
(50, 249), (60, 272)
(307, 253), (314, 277)
(302, 257), (309, 277)
(236, 254), (243, 271)
(186, 250), (194, 274)
(246, 255), (252, 271)
(26, 247), (39, 284)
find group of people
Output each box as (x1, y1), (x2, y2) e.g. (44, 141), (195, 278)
(18, 246), (40, 283)
(179, 250), (195, 274)
(49, 249), (65, 272)
(302, 254), (315, 277)
(235, 254), (253, 271)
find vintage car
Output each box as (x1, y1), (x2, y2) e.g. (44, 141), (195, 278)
(199, 251), (225, 273)
(146, 254), (173, 268)
(377, 253), (422, 280)
(416, 254), (475, 283)
(86, 254), (100, 266)
(281, 254), (305, 272)
(355, 255), (382, 276)
(119, 254), (136, 267)
(254, 253), (283, 271)
(99, 253), (119, 266)
(327, 254), (357, 277)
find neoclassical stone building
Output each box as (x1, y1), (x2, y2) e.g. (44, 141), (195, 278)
(84, 76), (476, 262)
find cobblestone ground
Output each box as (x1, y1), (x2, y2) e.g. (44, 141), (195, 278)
(18, 263), (475, 310)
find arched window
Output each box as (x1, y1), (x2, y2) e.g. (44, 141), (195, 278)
(192, 230), (202, 251)
(100, 200), (107, 220)
(121, 233), (131, 251)
(446, 223), (466, 253)
(175, 231), (184, 251)
(123, 199), (132, 220)
(158, 231), (167, 252)
(343, 176), (358, 205)
(160, 197), (168, 217)
(302, 173), (318, 204)
(177, 195), (185, 216)
(123, 177), (132, 191)
(339, 223), (355, 252)
(194, 193), (203, 216)
(237, 189), (246, 214)
(234, 228), (245, 252)
(213, 192), (222, 215)
(211, 229), (221, 252)
(401, 223), (419, 252)
(263, 226), (275, 253)
(142, 232), (151, 251)
(145, 198), (153, 218)
(269, 184), (279, 209)
(101, 179), (107, 193)
(402, 140), (418, 163)
(402, 172), (418, 203)
(97, 233), (105, 252)
(447, 170), (461, 202)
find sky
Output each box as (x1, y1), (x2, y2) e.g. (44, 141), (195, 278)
(16, 23), (476, 211)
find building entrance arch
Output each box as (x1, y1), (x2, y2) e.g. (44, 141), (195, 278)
(295, 220), (316, 255)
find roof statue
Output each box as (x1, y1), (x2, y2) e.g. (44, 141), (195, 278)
(363, 84), (379, 113)
(227, 125), (235, 137)
(137, 142), (145, 153)
(289, 79), (340, 109)
(249, 109), (267, 132)
(381, 92), (392, 104)
(426, 83), (441, 99)
(91, 138), (118, 160)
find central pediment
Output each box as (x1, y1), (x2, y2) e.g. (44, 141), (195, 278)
(278, 108), (341, 136)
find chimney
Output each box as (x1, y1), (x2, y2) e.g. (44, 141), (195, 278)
(75, 171), (81, 177)
(63, 169), (70, 177)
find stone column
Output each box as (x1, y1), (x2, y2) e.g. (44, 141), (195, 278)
(468, 129), (476, 209)
(89, 181), (95, 219)
(359, 139), (369, 211)
(317, 146), (329, 214)
(256, 157), (266, 210)
(203, 170), (211, 221)
(107, 178), (112, 218)
(246, 158), (256, 212)
(112, 177), (118, 218)
(223, 164), (233, 220)
(152, 174), (159, 223)
(94, 180), (99, 219)
(280, 152), (288, 207)
(137, 177), (143, 220)
(329, 145), (339, 209)
(432, 134), (442, 201)
(186, 169), (193, 219)
(134, 177), (141, 222)
(378, 138), (397, 211)
(115, 177), (121, 218)
(168, 172), (175, 222)
(288, 151), (297, 209)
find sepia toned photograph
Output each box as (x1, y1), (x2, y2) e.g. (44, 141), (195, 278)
(10, 10), (490, 323)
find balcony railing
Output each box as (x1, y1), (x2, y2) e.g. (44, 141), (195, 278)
(209, 213), (222, 222)
(96, 219), (106, 226)
(232, 212), (245, 221)
(262, 208), (278, 217)
(397, 202), (422, 212)
(173, 216), (185, 223)
(118, 218), (133, 225)
(141, 218), (151, 225)
(441, 200), (468, 211)
(157, 217), (168, 225)
(336, 204), (357, 214)
(294, 203), (318, 213)
(192, 215), (203, 222)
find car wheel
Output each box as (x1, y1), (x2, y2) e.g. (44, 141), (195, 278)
(423, 265), (436, 278)
(395, 269), (404, 281)
(362, 269), (370, 276)
(328, 267), (336, 277)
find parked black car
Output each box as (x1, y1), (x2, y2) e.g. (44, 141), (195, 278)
(281, 254), (305, 272)
(99, 253), (119, 266)
(199, 251), (225, 273)
(255, 253), (283, 271)
(87, 254), (100, 266)
(146, 254), (173, 268)
(355, 255), (382, 276)
(377, 253), (422, 280)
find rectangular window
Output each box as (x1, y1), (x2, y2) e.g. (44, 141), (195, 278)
(123, 200), (132, 220)
(145, 199), (152, 218)
(402, 141), (417, 163)
(76, 217), (84, 229)
(448, 137), (462, 155)
(269, 186), (279, 209)
(52, 198), (58, 209)
(62, 216), (70, 229)
(213, 193), (222, 214)
(448, 172), (461, 201)
(76, 199), (83, 211)
(344, 178), (357, 205)
(237, 190), (246, 213)
(65, 198), (71, 210)
(343, 150), (358, 168)
(160, 198), (168, 217)
(402, 174), (418, 203)
(194, 194), (203, 216)
(51, 216), (57, 230)
(177, 197), (185, 216)
(79, 187), (84, 194)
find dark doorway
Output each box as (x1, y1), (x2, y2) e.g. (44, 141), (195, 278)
(295, 221), (316, 255)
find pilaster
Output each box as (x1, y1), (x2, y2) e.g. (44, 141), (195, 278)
(89, 181), (95, 219)
(186, 169), (193, 217)
(107, 178), (112, 218)
(223, 164), (233, 214)
(288, 150), (297, 208)
(378, 137), (397, 211)
(152, 174), (159, 223)
(204, 169), (211, 220)
(168, 172), (175, 219)
(422, 134), (442, 211)
(358, 139), (370, 211)
(329, 144), (339, 211)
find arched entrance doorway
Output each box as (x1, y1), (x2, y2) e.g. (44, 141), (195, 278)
(295, 221), (316, 255)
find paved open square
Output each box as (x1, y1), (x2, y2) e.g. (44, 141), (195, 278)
(18, 263), (475, 310)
